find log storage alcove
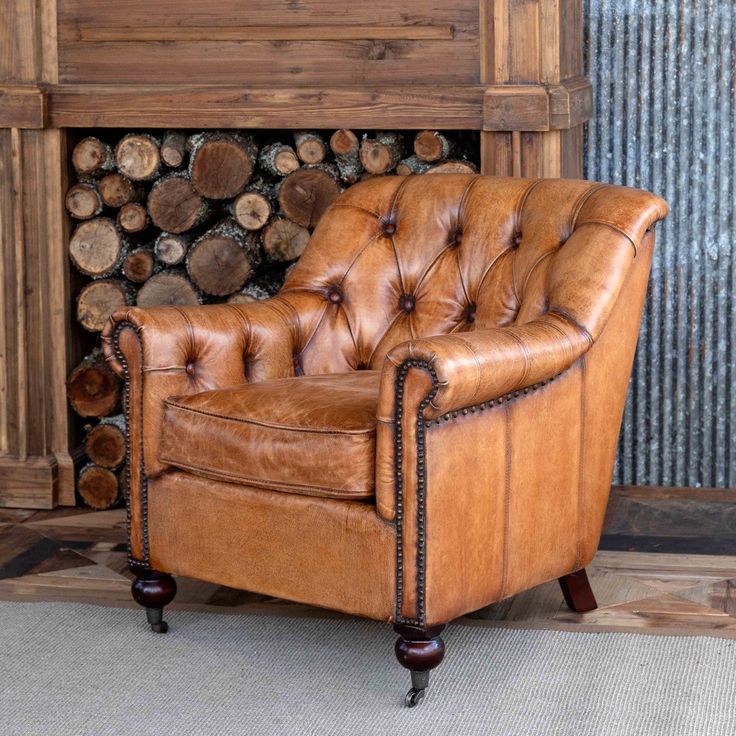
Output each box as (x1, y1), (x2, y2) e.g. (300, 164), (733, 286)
(0, 0), (591, 507)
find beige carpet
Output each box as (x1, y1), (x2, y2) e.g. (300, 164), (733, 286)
(1, 601), (735, 736)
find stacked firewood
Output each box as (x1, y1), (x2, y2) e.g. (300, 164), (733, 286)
(65, 128), (478, 507)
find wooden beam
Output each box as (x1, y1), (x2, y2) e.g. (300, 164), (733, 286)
(76, 24), (455, 42)
(47, 84), (485, 129)
(0, 86), (46, 129)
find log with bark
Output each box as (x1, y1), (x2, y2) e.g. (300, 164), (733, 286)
(413, 130), (457, 162)
(115, 133), (161, 181)
(69, 218), (128, 278)
(71, 137), (114, 178)
(329, 129), (362, 183)
(186, 218), (261, 296)
(161, 131), (187, 168)
(426, 160), (478, 174)
(67, 350), (120, 418)
(294, 131), (327, 165)
(153, 232), (192, 266)
(77, 463), (121, 509)
(65, 182), (103, 220)
(189, 132), (258, 199)
(147, 172), (209, 234)
(76, 279), (135, 332)
(98, 173), (141, 208)
(262, 217), (310, 262)
(359, 132), (404, 174)
(136, 269), (201, 307)
(258, 142), (299, 177)
(84, 414), (126, 469)
(396, 155), (432, 176)
(278, 166), (341, 228)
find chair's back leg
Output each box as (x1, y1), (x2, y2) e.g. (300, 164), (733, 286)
(558, 568), (598, 612)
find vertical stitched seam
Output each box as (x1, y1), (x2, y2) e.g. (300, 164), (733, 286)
(576, 357), (586, 569)
(500, 402), (512, 599)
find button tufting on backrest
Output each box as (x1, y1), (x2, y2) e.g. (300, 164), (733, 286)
(399, 294), (416, 313)
(185, 361), (195, 376)
(275, 174), (667, 376)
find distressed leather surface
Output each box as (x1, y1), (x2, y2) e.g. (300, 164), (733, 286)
(159, 372), (380, 498)
(103, 174), (668, 625)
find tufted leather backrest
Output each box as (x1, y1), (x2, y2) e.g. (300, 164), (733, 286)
(278, 175), (667, 376)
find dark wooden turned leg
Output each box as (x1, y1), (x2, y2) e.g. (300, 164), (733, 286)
(130, 568), (177, 633)
(394, 623), (446, 707)
(559, 568), (598, 612)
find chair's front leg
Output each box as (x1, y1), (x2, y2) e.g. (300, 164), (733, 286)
(394, 624), (446, 707)
(130, 566), (177, 633)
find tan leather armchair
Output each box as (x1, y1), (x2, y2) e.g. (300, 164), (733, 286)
(102, 175), (667, 706)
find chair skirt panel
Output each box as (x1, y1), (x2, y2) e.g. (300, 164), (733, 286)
(147, 470), (397, 622)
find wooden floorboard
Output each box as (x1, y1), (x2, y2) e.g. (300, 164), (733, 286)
(1, 490), (736, 638)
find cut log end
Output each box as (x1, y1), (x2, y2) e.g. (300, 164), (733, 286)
(187, 220), (260, 296)
(190, 132), (257, 199)
(426, 160), (478, 174)
(84, 421), (126, 469)
(147, 174), (208, 233)
(154, 232), (190, 266)
(65, 183), (103, 220)
(359, 133), (403, 175)
(329, 129), (359, 156)
(98, 173), (139, 208)
(414, 130), (454, 162)
(161, 131), (187, 168)
(232, 192), (272, 230)
(77, 465), (120, 509)
(122, 248), (155, 283)
(117, 202), (149, 234)
(278, 168), (341, 228)
(76, 279), (133, 332)
(69, 218), (126, 278)
(294, 131), (327, 165)
(115, 133), (161, 181)
(67, 355), (120, 417)
(263, 218), (310, 262)
(136, 270), (200, 307)
(71, 137), (114, 177)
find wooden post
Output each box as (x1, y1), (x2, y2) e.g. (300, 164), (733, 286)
(0, 0), (75, 507)
(479, 0), (590, 178)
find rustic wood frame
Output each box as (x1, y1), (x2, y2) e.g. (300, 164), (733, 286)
(0, 0), (590, 508)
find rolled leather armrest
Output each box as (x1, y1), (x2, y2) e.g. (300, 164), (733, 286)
(377, 312), (591, 422)
(100, 300), (296, 564)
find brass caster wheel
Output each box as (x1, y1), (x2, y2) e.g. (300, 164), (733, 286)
(405, 688), (426, 707)
(150, 620), (169, 634)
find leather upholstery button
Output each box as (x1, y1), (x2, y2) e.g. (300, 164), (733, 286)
(185, 362), (195, 376)
(327, 288), (342, 304)
(382, 221), (396, 236)
(399, 294), (415, 313)
(464, 304), (476, 324)
(512, 232), (522, 248)
(449, 229), (463, 246)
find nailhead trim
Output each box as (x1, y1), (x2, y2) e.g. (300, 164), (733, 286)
(423, 372), (562, 428)
(112, 321), (151, 569)
(393, 358), (439, 627)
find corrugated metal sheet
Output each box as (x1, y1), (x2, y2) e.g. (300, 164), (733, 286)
(584, 0), (735, 488)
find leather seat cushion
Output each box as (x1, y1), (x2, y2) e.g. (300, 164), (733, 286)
(159, 371), (380, 500)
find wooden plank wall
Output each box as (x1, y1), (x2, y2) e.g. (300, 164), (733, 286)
(0, 0), (589, 507)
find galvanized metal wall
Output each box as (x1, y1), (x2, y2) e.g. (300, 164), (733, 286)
(584, 0), (735, 488)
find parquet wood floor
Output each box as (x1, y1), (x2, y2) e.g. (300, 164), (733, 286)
(2, 487), (736, 637)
